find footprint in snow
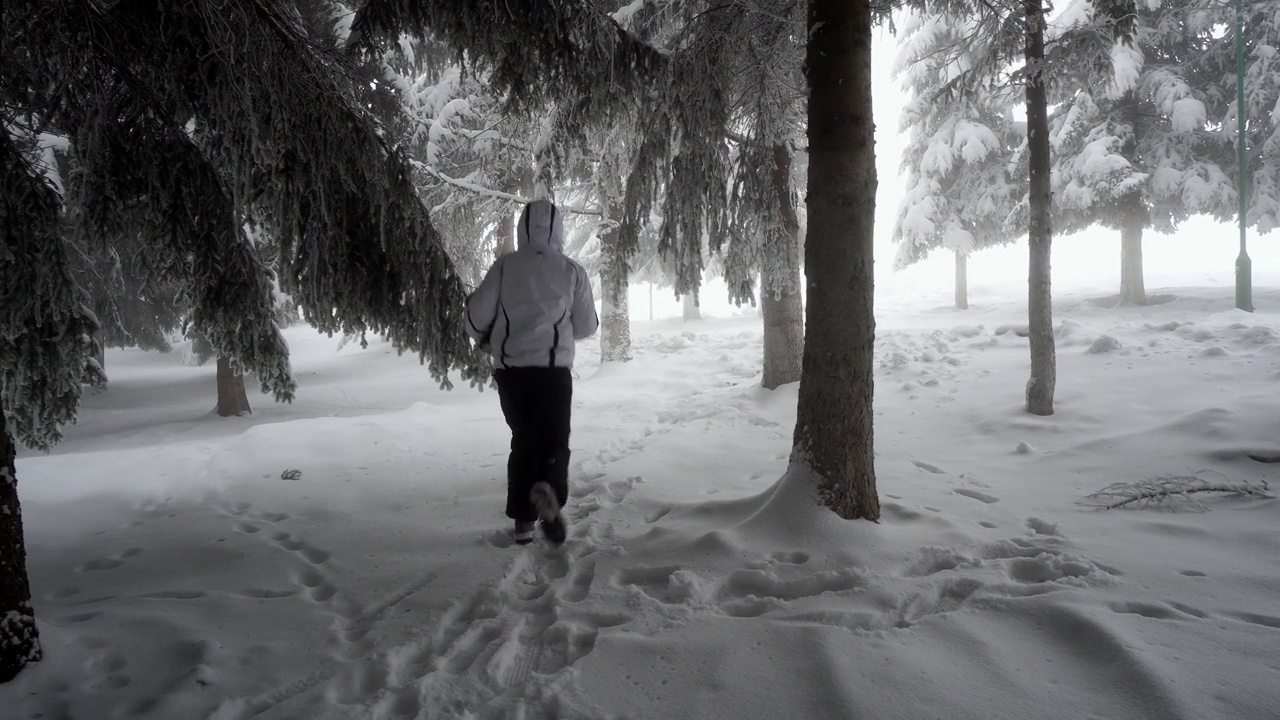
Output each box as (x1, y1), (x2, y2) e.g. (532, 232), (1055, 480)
(76, 547), (143, 572)
(911, 460), (947, 474)
(953, 488), (1000, 504)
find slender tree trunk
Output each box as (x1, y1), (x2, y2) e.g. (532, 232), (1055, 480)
(649, 283), (654, 321)
(791, 0), (878, 520)
(0, 412), (42, 683)
(1118, 196), (1146, 306)
(601, 252), (632, 362)
(1024, 0), (1056, 417)
(496, 204), (516, 258)
(762, 143), (805, 390)
(217, 355), (252, 417)
(682, 293), (701, 321)
(955, 249), (969, 310)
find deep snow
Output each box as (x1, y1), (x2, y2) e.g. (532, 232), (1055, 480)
(4, 267), (1280, 720)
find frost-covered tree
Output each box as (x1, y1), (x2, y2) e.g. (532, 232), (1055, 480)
(374, 34), (541, 284)
(896, 0), (1136, 414)
(1197, 1), (1280, 237)
(894, 11), (1026, 310)
(1045, 0), (1259, 306)
(1, 0), (487, 680)
(356, 0), (883, 518)
(0, 130), (103, 683)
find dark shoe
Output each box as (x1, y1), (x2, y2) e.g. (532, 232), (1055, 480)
(530, 482), (566, 546)
(513, 520), (535, 545)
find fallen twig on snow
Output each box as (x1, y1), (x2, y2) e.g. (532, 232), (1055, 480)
(1086, 473), (1272, 512)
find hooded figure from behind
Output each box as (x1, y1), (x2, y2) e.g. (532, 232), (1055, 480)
(465, 199), (598, 368)
(465, 200), (598, 545)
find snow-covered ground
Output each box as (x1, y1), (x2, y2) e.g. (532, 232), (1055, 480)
(5, 270), (1280, 720)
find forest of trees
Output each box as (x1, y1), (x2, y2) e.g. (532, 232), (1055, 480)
(2, 0), (1275, 681)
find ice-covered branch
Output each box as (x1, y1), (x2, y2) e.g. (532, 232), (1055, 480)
(410, 160), (600, 216)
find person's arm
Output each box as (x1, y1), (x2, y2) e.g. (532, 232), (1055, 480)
(465, 259), (504, 341)
(570, 264), (599, 340)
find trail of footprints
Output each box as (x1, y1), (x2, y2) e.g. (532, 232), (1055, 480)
(359, 473), (634, 720)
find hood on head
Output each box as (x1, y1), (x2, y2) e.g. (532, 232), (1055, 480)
(517, 200), (565, 251)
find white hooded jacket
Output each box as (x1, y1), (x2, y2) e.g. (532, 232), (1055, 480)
(465, 200), (599, 369)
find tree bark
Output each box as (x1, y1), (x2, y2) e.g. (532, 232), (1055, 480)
(762, 143), (805, 390)
(0, 412), (42, 683)
(217, 355), (253, 417)
(1024, 0), (1056, 417)
(496, 204), (516, 258)
(682, 293), (701, 321)
(790, 0), (878, 520)
(1118, 195), (1146, 306)
(601, 253), (632, 362)
(955, 249), (970, 310)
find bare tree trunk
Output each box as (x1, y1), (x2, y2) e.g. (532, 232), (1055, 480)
(1118, 195), (1146, 306)
(0, 412), (42, 683)
(496, 203), (516, 258)
(762, 143), (805, 390)
(955, 249), (970, 310)
(682, 293), (701, 321)
(649, 283), (654, 321)
(791, 0), (879, 520)
(601, 253), (632, 362)
(1024, 0), (1056, 417)
(217, 355), (253, 417)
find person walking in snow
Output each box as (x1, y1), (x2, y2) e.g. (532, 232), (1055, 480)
(465, 199), (599, 546)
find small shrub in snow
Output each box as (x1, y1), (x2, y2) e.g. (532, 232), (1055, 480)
(1086, 474), (1272, 511)
(281, 468), (302, 481)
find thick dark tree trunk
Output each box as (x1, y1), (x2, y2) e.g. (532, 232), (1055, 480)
(1118, 195), (1146, 306)
(216, 355), (252, 417)
(681, 293), (701, 321)
(0, 412), (42, 683)
(955, 249), (969, 310)
(762, 143), (805, 390)
(601, 252), (632, 362)
(790, 0), (878, 520)
(1024, 0), (1056, 417)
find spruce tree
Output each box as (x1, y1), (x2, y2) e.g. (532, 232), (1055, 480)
(1, 0), (489, 680)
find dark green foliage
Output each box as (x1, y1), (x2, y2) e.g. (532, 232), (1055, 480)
(0, 132), (100, 450)
(3, 0), (488, 403)
(350, 0), (667, 119)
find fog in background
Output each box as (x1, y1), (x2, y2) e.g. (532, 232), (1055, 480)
(624, 29), (1279, 321)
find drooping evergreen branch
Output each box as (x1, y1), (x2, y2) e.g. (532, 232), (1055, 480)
(0, 131), (100, 450)
(5, 0), (490, 392)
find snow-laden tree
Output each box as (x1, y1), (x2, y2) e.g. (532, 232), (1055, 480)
(374, 34), (542, 285)
(1, 0), (488, 680)
(355, 0), (882, 518)
(894, 10), (1027, 309)
(1045, 0), (1260, 306)
(0, 130), (103, 683)
(1197, 1), (1280, 238)
(716, 2), (808, 389)
(896, 0), (1137, 414)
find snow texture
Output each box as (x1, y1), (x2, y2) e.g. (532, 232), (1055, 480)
(4, 278), (1280, 720)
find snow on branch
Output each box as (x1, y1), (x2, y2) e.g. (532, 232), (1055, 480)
(1085, 473), (1272, 512)
(410, 160), (600, 216)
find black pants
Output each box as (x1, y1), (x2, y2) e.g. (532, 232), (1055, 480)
(494, 367), (572, 522)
